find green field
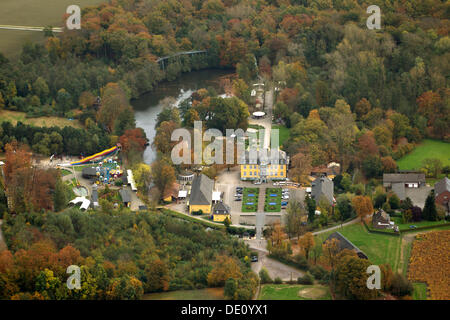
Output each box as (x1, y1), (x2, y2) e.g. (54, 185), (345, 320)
(0, 0), (104, 59)
(316, 223), (402, 270)
(258, 284), (332, 300)
(0, 110), (82, 129)
(142, 288), (224, 300)
(272, 124), (290, 147)
(397, 139), (450, 170)
(392, 217), (449, 232)
(412, 283), (427, 300)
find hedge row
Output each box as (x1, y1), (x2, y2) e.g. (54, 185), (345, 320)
(159, 208), (256, 236)
(362, 220), (400, 237)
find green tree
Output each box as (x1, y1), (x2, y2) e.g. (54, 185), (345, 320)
(305, 195), (316, 223)
(53, 178), (68, 212)
(224, 278), (238, 299)
(284, 200), (305, 240)
(422, 190), (437, 221)
(335, 255), (377, 300)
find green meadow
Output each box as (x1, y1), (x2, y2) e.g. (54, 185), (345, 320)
(316, 223), (402, 271)
(397, 139), (450, 170)
(0, 0), (104, 59)
(258, 284), (332, 300)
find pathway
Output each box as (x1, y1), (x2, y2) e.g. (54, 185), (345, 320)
(0, 220), (7, 252)
(312, 217), (360, 235)
(0, 25), (62, 32)
(248, 87), (274, 150)
(249, 246), (304, 282)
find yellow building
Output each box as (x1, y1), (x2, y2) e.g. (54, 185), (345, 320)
(240, 150), (288, 181)
(188, 174), (214, 214)
(212, 202), (231, 222)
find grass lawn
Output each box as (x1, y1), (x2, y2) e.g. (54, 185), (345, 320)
(397, 139), (450, 170)
(143, 288), (224, 300)
(412, 283), (428, 300)
(60, 169), (73, 177)
(242, 187), (259, 212)
(73, 165), (91, 172)
(316, 223), (402, 270)
(264, 188), (281, 212)
(0, 0), (104, 59)
(258, 284), (332, 300)
(392, 217), (449, 232)
(272, 124), (290, 147)
(0, 110), (82, 129)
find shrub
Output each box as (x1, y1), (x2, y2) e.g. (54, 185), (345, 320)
(309, 265), (327, 280)
(297, 272), (314, 285)
(259, 268), (273, 284)
(192, 210), (203, 216)
(390, 273), (413, 297)
(293, 254), (309, 270)
(274, 277), (283, 284)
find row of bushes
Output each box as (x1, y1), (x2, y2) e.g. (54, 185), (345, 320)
(363, 219), (450, 236)
(160, 208), (256, 237)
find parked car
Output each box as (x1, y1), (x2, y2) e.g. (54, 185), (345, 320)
(235, 197), (242, 201)
(251, 255), (258, 262)
(409, 225), (418, 229)
(253, 180), (262, 185)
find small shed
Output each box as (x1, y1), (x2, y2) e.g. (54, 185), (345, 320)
(82, 167), (97, 179)
(119, 188), (131, 207)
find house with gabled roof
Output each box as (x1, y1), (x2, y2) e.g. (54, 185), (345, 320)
(435, 177), (450, 214)
(372, 209), (393, 229)
(212, 202), (231, 222)
(324, 232), (368, 259)
(311, 176), (334, 205)
(383, 173), (426, 201)
(188, 174), (214, 214)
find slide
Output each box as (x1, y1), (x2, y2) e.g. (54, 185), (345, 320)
(70, 146), (119, 166)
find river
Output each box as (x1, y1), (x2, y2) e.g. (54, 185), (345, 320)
(132, 69), (234, 164)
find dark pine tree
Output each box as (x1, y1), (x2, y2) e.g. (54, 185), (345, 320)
(422, 190), (437, 221)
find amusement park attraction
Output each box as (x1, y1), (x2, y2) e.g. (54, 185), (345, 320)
(59, 144), (126, 185)
(69, 145), (121, 166)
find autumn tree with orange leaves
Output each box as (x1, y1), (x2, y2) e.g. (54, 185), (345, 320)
(352, 196), (374, 221)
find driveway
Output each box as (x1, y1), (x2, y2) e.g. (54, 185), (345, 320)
(248, 244), (304, 281)
(312, 217), (361, 235)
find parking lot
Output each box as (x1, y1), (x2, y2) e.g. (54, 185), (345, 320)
(215, 167), (306, 226)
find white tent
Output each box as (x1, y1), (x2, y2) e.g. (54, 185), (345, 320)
(127, 169), (137, 192)
(69, 197), (85, 206)
(178, 190), (187, 199)
(212, 191), (221, 202)
(80, 198), (91, 211)
(252, 111), (265, 118)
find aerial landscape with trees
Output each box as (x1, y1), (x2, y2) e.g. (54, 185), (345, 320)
(0, 0), (449, 303)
